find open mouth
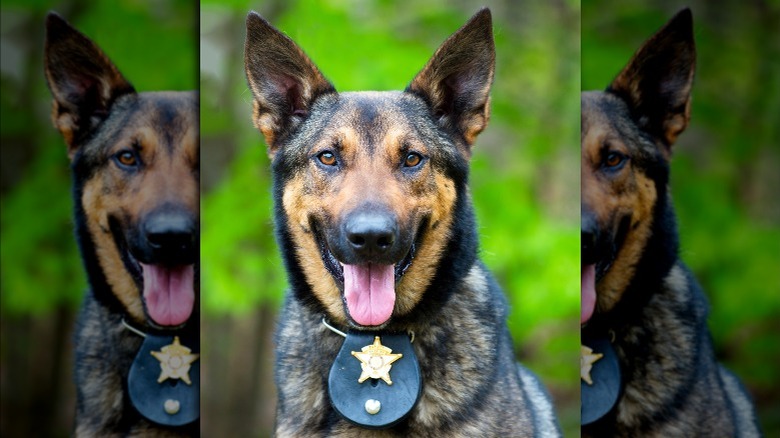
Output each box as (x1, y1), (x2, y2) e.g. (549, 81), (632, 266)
(581, 263), (596, 324)
(314, 223), (420, 327)
(581, 216), (630, 325)
(110, 219), (196, 328)
(581, 242), (605, 326)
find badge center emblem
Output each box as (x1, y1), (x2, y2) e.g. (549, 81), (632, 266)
(150, 336), (200, 385)
(351, 336), (403, 385)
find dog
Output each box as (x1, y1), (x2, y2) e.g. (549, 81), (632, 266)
(244, 8), (560, 437)
(44, 13), (199, 436)
(580, 8), (760, 437)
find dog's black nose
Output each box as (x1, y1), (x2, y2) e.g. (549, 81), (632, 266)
(346, 212), (396, 252)
(581, 209), (598, 265)
(342, 209), (399, 263)
(142, 208), (196, 265)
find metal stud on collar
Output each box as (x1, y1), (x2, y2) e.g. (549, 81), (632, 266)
(365, 399), (381, 415)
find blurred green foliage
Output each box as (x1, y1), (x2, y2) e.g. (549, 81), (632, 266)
(583, 0), (780, 433)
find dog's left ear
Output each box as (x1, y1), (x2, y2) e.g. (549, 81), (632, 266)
(407, 8), (495, 154)
(44, 12), (135, 157)
(608, 8), (696, 151)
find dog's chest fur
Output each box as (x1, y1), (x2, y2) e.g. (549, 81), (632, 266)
(584, 264), (742, 437)
(274, 264), (538, 437)
(73, 296), (197, 437)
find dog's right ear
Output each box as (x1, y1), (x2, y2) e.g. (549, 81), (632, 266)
(407, 8), (495, 156)
(608, 8), (696, 151)
(44, 12), (135, 158)
(244, 12), (335, 157)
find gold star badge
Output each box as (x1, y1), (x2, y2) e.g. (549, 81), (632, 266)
(351, 336), (403, 385)
(150, 336), (199, 385)
(581, 345), (603, 385)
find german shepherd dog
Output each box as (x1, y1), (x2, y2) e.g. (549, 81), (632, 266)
(244, 9), (560, 437)
(44, 13), (199, 436)
(581, 9), (760, 436)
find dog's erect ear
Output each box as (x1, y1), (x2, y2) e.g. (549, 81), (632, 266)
(44, 12), (135, 157)
(407, 8), (495, 153)
(608, 8), (696, 150)
(244, 12), (336, 157)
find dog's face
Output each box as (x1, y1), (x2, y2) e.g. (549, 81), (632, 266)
(272, 92), (466, 328)
(245, 10), (494, 327)
(581, 9), (695, 324)
(44, 13), (199, 329)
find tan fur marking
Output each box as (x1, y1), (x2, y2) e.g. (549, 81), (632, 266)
(253, 101), (276, 153)
(280, 110), (459, 324)
(81, 177), (145, 323)
(395, 172), (456, 315)
(596, 170), (656, 312)
(50, 101), (77, 153)
(662, 103), (691, 149)
(133, 126), (199, 213)
(582, 117), (658, 313)
(462, 96), (491, 146)
(282, 173), (346, 322)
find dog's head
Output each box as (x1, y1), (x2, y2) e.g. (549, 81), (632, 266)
(581, 9), (695, 324)
(244, 10), (494, 328)
(44, 13), (199, 329)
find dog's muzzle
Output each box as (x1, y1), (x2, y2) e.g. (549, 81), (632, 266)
(320, 204), (416, 327)
(124, 204), (198, 328)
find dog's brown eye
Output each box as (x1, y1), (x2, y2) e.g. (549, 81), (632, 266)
(116, 150), (137, 167)
(604, 152), (624, 168)
(404, 152), (422, 167)
(318, 151), (337, 166)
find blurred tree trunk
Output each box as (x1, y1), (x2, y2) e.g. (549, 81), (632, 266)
(201, 306), (277, 437)
(0, 308), (77, 437)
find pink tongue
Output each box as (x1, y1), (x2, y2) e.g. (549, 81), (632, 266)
(141, 263), (195, 326)
(343, 263), (395, 326)
(581, 264), (596, 324)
